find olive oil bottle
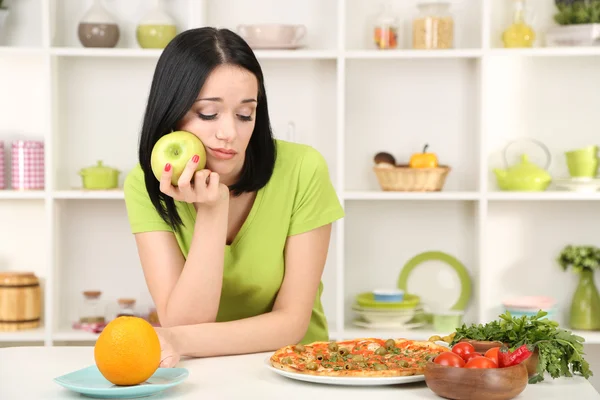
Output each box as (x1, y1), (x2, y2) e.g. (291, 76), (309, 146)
(502, 0), (536, 48)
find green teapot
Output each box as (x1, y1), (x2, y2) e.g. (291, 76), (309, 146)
(493, 139), (552, 191)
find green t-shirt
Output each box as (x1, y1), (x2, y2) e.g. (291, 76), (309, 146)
(123, 139), (345, 344)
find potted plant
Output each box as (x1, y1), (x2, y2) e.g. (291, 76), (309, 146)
(557, 244), (600, 330)
(546, 0), (600, 46)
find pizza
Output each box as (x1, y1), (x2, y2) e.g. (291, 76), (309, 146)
(269, 337), (450, 377)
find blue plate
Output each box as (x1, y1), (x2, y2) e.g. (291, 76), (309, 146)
(54, 365), (189, 399)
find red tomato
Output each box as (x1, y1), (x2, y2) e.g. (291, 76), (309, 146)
(434, 351), (466, 367)
(462, 352), (483, 363)
(484, 347), (500, 365)
(464, 356), (498, 369)
(451, 342), (475, 361)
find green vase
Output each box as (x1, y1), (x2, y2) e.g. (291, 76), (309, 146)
(569, 269), (600, 330)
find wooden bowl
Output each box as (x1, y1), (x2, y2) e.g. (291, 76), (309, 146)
(459, 339), (504, 353)
(459, 339), (539, 377)
(424, 361), (529, 400)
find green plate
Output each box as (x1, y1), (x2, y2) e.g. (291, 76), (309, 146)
(397, 251), (472, 311)
(355, 292), (420, 309)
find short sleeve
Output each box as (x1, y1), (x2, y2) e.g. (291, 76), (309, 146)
(288, 148), (345, 236)
(123, 164), (173, 233)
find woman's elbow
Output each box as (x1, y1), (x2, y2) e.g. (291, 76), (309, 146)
(284, 312), (312, 344)
(158, 307), (217, 328)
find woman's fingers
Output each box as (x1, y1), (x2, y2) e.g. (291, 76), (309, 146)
(205, 172), (221, 201)
(159, 163), (177, 197)
(177, 155), (201, 190)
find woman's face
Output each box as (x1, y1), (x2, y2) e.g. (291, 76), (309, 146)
(177, 64), (258, 186)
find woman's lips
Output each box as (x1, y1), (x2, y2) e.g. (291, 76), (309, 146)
(208, 147), (237, 160)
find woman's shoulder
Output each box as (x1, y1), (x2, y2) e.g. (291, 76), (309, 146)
(273, 139), (330, 176)
(123, 163), (147, 196)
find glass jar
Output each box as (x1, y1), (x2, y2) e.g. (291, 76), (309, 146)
(373, 2), (398, 50)
(116, 298), (137, 317)
(412, 1), (454, 50)
(78, 291), (105, 324)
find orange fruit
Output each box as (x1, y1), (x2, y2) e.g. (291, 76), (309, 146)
(94, 316), (161, 386)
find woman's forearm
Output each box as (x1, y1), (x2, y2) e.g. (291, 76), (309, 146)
(169, 310), (308, 358)
(162, 204), (228, 327)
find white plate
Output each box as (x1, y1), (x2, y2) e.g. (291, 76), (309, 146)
(264, 357), (425, 386)
(351, 319), (427, 330)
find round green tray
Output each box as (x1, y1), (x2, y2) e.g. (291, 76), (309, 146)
(396, 251), (472, 311)
(355, 292), (420, 309)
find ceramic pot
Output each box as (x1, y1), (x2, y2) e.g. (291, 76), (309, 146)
(136, 0), (177, 49)
(570, 269), (600, 330)
(77, 0), (120, 48)
(78, 160), (120, 190)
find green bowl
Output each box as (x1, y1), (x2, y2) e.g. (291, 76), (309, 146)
(355, 292), (420, 309)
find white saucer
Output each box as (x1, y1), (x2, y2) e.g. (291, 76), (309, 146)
(554, 177), (600, 192)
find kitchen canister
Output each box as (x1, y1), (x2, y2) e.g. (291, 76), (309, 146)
(0, 141), (4, 189)
(11, 140), (45, 190)
(77, 0), (120, 48)
(0, 272), (42, 331)
(136, 0), (177, 49)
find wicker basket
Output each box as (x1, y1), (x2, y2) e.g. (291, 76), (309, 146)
(373, 164), (451, 192)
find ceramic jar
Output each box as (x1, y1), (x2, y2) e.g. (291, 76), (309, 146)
(77, 0), (120, 48)
(78, 160), (120, 190)
(136, 0), (177, 49)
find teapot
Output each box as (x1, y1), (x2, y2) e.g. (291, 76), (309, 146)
(493, 139), (552, 191)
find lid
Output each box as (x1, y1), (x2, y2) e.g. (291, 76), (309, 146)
(417, 1), (452, 10)
(83, 290), (102, 298)
(12, 140), (44, 149)
(118, 298), (136, 306)
(80, 160), (119, 174)
(376, 2), (396, 25)
(0, 271), (39, 285)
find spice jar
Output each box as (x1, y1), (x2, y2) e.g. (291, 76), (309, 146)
(373, 2), (398, 50)
(412, 1), (454, 50)
(78, 291), (106, 324)
(116, 298), (137, 317)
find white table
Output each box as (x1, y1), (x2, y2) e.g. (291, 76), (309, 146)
(0, 346), (598, 399)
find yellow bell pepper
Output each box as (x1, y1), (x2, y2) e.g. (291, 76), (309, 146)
(409, 144), (438, 168)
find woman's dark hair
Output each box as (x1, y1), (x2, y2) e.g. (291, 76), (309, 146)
(138, 27), (276, 232)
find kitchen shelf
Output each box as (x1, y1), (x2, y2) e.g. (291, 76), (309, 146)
(344, 191), (480, 201)
(0, 328), (46, 343)
(487, 191), (600, 201)
(2, 0), (600, 354)
(53, 190), (125, 200)
(345, 49), (483, 59)
(0, 190), (47, 200)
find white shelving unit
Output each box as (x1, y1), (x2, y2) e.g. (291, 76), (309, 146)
(2, 0), (600, 349)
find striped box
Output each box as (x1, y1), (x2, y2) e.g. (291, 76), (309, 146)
(11, 140), (45, 190)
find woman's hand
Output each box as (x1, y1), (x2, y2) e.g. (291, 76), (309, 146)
(159, 156), (229, 206)
(154, 327), (181, 368)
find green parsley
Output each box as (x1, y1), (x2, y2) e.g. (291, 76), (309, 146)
(450, 310), (593, 384)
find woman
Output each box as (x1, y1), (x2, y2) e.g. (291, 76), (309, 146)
(123, 27), (344, 367)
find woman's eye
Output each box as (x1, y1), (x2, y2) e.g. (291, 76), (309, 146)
(198, 113), (217, 120)
(238, 114), (253, 122)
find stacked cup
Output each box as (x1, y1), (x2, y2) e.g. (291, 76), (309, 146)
(565, 145), (598, 178)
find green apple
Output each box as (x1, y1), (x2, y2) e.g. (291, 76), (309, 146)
(150, 130), (206, 186)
